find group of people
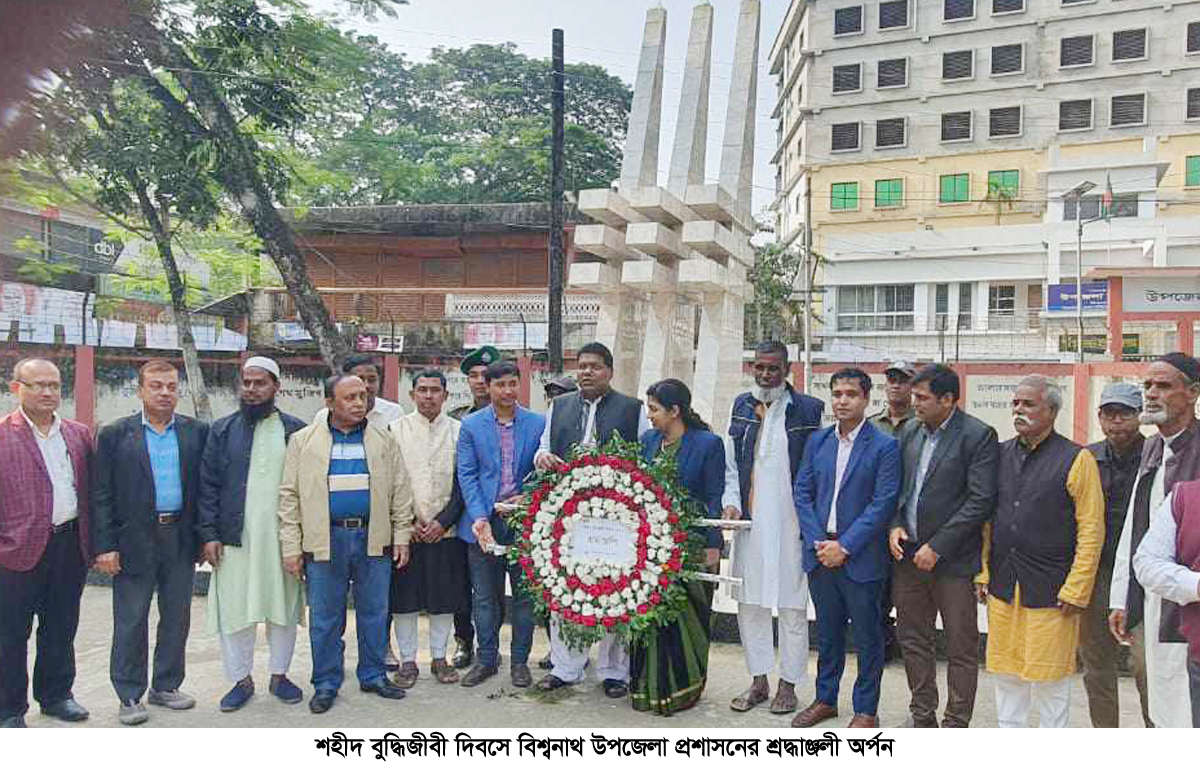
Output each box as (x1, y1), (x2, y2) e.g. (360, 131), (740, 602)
(0, 341), (1197, 729)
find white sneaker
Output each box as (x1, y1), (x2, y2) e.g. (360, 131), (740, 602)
(147, 689), (196, 710)
(118, 700), (149, 726)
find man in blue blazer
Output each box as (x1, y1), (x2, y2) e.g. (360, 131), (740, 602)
(793, 368), (900, 729)
(455, 360), (544, 690)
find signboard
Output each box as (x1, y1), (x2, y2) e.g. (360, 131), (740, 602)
(568, 518), (637, 567)
(463, 322), (548, 350)
(275, 321), (313, 343)
(356, 334), (404, 354)
(1047, 282), (1107, 312)
(1123, 277), (1200, 313)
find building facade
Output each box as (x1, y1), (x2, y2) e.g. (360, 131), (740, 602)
(770, 0), (1200, 361)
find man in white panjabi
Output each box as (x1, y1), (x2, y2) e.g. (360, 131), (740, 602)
(1109, 353), (1196, 728)
(724, 341), (824, 715)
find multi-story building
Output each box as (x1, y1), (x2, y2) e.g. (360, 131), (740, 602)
(770, 0), (1200, 361)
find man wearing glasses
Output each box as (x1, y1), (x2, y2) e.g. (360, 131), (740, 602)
(1082, 382), (1150, 727)
(0, 359), (94, 728)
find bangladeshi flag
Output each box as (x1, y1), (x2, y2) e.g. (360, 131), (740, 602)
(1101, 172), (1114, 220)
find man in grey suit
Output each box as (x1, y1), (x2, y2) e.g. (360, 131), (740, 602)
(888, 364), (998, 728)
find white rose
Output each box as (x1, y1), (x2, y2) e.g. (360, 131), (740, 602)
(621, 587), (633, 600)
(633, 482), (644, 493)
(581, 604), (595, 617)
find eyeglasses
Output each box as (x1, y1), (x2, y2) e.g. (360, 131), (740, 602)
(17, 380), (61, 393)
(1099, 408), (1138, 421)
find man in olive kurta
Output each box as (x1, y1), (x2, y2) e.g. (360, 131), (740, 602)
(976, 375), (1103, 728)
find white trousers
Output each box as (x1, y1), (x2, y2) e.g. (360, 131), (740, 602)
(219, 623), (298, 683)
(548, 617), (629, 683)
(994, 674), (1072, 728)
(393, 613), (454, 663)
(737, 603), (809, 684)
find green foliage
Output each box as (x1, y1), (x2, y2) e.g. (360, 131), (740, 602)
(748, 242), (805, 344)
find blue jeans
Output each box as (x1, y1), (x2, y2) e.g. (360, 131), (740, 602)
(809, 565), (885, 716)
(466, 546), (534, 669)
(304, 526), (392, 693)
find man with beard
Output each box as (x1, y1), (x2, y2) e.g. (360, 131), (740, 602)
(533, 342), (650, 697)
(448, 345), (499, 670)
(199, 357), (307, 713)
(1109, 353), (1198, 728)
(977, 375), (1103, 728)
(723, 341), (823, 716)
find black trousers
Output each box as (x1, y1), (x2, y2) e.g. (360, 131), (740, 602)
(1190, 658), (1200, 729)
(0, 525), (87, 720)
(110, 522), (196, 703)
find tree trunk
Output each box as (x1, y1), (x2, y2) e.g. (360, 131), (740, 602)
(128, 179), (213, 421)
(138, 31), (347, 371)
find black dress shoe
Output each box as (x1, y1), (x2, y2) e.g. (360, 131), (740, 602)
(0, 715), (26, 728)
(451, 639), (474, 670)
(41, 698), (89, 722)
(361, 679), (405, 700)
(602, 679), (628, 699)
(309, 692), (337, 714)
(538, 653), (553, 670)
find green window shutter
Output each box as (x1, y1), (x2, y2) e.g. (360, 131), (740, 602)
(940, 173), (969, 203)
(832, 182), (859, 210)
(988, 169), (1019, 196)
(875, 179), (902, 207)
(1187, 156), (1200, 188)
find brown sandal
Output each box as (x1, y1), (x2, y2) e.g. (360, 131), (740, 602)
(769, 687), (798, 714)
(730, 686), (770, 712)
(430, 659), (459, 685)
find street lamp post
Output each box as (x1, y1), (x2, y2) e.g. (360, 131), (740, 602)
(1063, 180), (1096, 363)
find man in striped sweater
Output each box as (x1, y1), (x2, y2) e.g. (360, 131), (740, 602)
(279, 374), (414, 715)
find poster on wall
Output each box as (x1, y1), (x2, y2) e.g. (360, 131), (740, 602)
(463, 322), (548, 350)
(1123, 277), (1200, 313)
(100, 320), (137, 348)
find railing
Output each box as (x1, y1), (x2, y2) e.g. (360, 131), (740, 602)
(445, 293), (600, 323)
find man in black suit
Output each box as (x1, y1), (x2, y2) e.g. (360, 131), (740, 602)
(888, 364), (998, 728)
(92, 359), (209, 726)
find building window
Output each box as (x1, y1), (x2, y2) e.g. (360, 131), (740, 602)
(988, 284), (1016, 316)
(1112, 29), (1148, 61)
(833, 64), (862, 93)
(1060, 35), (1095, 67)
(875, 118), (907, 148)
(1186, 156), (1200, 187)
(991, 43), (1024, 75)
(988, 169), (1019, 198)
(879, 0), (909, 29)
(1189, 21), (1200, 54)
(831, 122), (861, 152)
(1187, 88), (1200, 120)
(877, 58), (908, 88)
(944, 0), (974, 21)
(941, 110), (973, 142)
(992, 0), (1024, 13)
(935, 283), (950, 320)
(1064, 193), (1139, 220)
(834, 5), (864, 35)
(1059, 99), (1094, 131)
(831, 182), (859, 211)
(942, 50), (974, 80)
(1061, 0), (1092, 5)
(989, 106), (1022, 137)
(1111, 93), (1147, 127)
(836, 284), (915, 332)
(959, 282), (975, 329)
(875, 178), (903, 208)
(940, 173), (970, 203)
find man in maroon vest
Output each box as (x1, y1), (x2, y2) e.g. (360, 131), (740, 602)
(0, 358), (94, 728)
(1133, 478), (1200, 727)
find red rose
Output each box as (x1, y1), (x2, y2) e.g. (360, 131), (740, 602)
(667, 513), (679, 524)
(673, 531), (687, 543)
(550, 601), (561, 612)
(583, 615), (597, 627)
(567, 575), (581, 589)
(602, 616), (616, 628)
(636, 604), (649, 615)
(619, 614), (631, 624)
(649, 592), (662, 605)
(542, 589), (552, 602)
(519, 556), (533, 567)
(658, 574), (671, 587)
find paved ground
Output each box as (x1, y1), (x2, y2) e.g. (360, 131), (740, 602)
(22, 586), (1148, 728)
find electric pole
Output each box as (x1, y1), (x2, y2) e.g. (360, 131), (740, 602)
(548, 28), (566, 374)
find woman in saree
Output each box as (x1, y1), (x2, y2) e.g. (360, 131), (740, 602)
(632, 378), (727, 715)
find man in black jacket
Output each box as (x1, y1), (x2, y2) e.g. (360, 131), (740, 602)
(888, 364), (998, 728)
(93, 360), (209, 726)
(198, 356), (306, 713)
